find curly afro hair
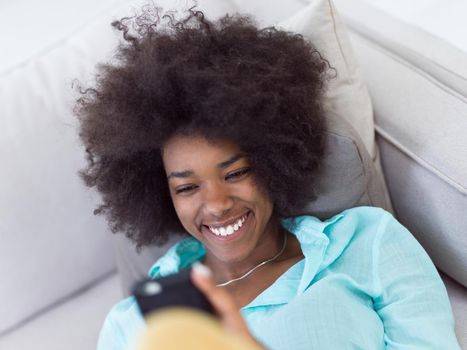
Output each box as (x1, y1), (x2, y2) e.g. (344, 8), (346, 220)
(75, 5), (330, 248)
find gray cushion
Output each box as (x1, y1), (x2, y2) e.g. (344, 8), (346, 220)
(114, 110), (394, 295)
(302, 111), (393, 218)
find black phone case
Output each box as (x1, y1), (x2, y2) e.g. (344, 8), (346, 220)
(132, 268), (215, 317)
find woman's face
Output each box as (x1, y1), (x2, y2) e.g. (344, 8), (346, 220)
(162, 134), (276, 265)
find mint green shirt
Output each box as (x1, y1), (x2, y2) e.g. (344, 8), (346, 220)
(97, 207), (460, 349)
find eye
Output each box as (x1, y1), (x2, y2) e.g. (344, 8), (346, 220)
(175, 184), (198, 195)
(225, 168), (251, 181)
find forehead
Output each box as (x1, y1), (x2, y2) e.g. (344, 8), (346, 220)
(162, 134), (242, 169)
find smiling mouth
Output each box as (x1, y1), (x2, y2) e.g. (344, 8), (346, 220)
(202, 211), (251, 239)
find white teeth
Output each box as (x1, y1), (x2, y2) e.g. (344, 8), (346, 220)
(208, 213), (248, 236)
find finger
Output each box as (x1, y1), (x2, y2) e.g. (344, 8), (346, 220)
(191, 263), (261, 346)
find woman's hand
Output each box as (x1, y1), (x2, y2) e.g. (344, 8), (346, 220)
(191, 262), (265, 349)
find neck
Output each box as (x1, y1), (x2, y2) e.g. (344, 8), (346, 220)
(204, 217), (285, 284)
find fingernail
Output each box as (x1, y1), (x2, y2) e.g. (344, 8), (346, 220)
(192, 262), (212, 278)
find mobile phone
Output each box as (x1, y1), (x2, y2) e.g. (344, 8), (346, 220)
(132, 268), (215, 317)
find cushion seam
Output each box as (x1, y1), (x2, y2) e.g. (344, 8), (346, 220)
(328, 0), (351, 72)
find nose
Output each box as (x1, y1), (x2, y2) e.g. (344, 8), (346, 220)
(201, 182), (234, 218)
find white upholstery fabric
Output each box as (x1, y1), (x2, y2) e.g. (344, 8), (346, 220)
(0, 274), (122, 350)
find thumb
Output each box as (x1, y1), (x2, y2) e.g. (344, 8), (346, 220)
(191, 262), (238, 315)
(190, 262), (265, 349)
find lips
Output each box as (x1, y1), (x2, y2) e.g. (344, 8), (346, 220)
(208, 213), (248, 236)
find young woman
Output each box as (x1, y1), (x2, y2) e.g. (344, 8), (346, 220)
(76, 6), (460, 350)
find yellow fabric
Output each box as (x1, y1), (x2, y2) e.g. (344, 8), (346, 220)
(137, 308), (262, 350)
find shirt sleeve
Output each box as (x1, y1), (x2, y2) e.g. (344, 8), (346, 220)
(96, 297), (145, 350)
(372, 212), (460, 349)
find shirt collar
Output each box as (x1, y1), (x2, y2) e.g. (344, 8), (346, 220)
(245, 214), (344, 309)
(148, 238), (205, 279)
(147, 213), (346, 308)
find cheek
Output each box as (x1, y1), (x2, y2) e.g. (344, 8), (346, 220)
(238, 177), (262, 200)
(252, 187), (274, 222)
(172, 197), (198, 233)
(258, 193), (274, 217)
(237, 183), (274, 224)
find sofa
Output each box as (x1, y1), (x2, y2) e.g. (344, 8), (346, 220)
(0, 0), (465, 349)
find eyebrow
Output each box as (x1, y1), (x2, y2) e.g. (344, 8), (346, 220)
(217, 153), (245, 169)
(167, 153), (245, 180)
